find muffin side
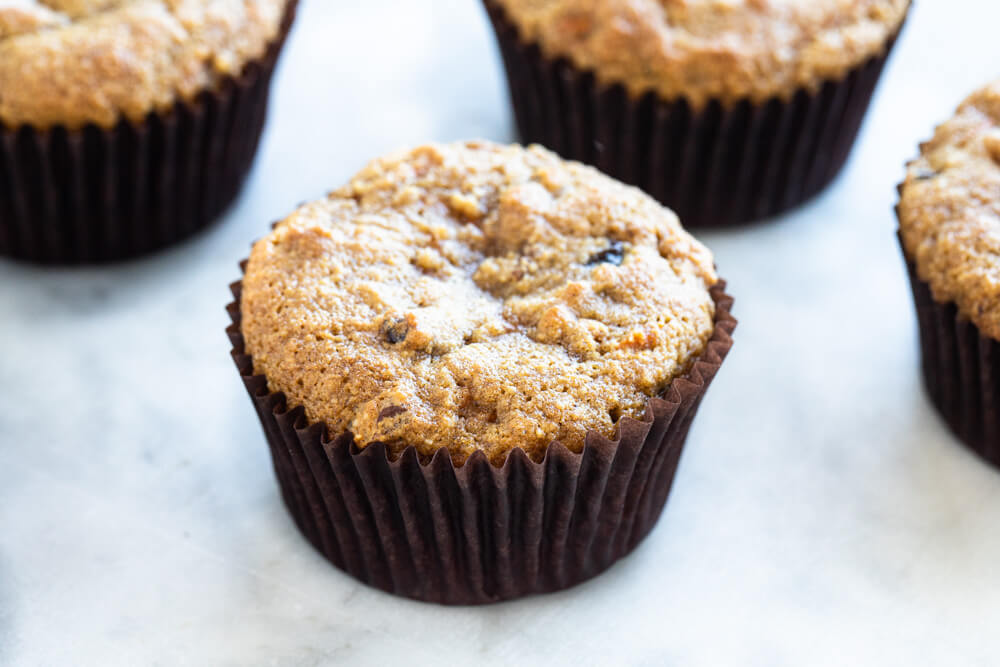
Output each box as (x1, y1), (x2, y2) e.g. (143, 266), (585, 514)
(484, 0), (909, 227)
(228, 261), (736, 605)
(241, 141), (718, 465)
(0, 0), (298, 264)
(900, 257), (1000, 464)
(897, 80), (1000, 464)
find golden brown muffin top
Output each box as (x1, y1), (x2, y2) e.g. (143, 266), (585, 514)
(899, 81), (1000, 342)
(492, 0), (909, 108)
(241, 141), (718, 465)
(0, 0), (288, 129)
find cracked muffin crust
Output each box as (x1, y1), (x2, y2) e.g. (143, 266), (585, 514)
(241, 141), (719, 465)
(491, 0), (909, 108)
(0, 0), (288, 128)
(899, 81), (1000, 341)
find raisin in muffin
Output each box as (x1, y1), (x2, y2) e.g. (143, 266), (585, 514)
(898, 81), (1000, 465)
(0, 0), (297, 263)
(483, 0), (910, 226)
(230, 141), (736, 604)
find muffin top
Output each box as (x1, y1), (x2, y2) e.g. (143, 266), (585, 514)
(241, 141), (718, 465)
(899, 81), (1000, 341)
(0, 0), (288, 129)
(492, 0), (909, 108)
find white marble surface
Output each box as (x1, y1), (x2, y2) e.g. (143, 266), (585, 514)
(3, 0), (1000, 664)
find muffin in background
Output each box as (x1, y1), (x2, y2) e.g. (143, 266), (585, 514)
(228, 141), (736, 604)
(483, 0), (910, 227)
(0, 0), (298, 264)
(898, 81), (1000, 467)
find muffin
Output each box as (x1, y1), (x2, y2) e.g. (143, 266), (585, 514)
(0, 0), (297, 264)
(898, 82), (1000, 467)
(483, 0), (910, 227)
(228, 141), (736, 604)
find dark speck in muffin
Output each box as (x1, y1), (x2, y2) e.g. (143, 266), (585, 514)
(587, 240), (626, 266)
(382, 318), (409, 344)
(378, 405), (408, 421)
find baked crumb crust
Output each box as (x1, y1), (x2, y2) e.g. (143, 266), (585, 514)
(492, 0), (909, 108)
(0, 0), (288, 128)
(241, 141), (718, 464)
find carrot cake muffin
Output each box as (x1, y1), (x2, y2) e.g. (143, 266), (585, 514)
(231, 140), (735, 603)
(483, 0), (910, 227)
(240, 140), (719, 465)
(0, 0), (297, 263)
(898, 80), (1000, 464)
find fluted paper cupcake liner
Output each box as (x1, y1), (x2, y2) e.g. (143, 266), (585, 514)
(900, 246), (1000, 467)
(484, 0), (906, 228)
(0, 1), (298, 265)
(227, 269), (736, 604)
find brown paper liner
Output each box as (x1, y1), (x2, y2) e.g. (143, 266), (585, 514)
(899, 242), (1000, 467)
(227, 269), (736, 604)
(483, 0), (907, 228)
(0, 1), (298, 265)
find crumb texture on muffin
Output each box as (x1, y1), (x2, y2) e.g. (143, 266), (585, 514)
(0, 0), (288, 129)
(241, 141), (718, 465)
(899, 81), (1000, 341)
(491, 0), (909, 107)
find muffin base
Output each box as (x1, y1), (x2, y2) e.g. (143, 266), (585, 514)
(227, 271), (736, 605)
(0, 0), (298, 265)
(484, 0), (906, 228)
(901, 248), (1000, 467)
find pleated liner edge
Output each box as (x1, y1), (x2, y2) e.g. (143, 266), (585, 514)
(0, 0), (298, 265)
(484, 0), (908, 228)
(227, 271), (736, 605)
(897, 226), (1000, 467)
